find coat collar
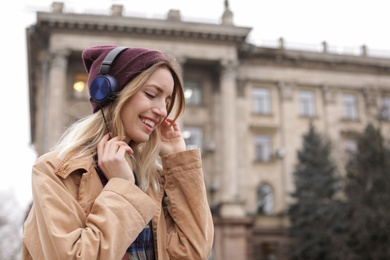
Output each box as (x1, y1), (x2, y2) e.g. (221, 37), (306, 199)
(54, 150), (95, 178)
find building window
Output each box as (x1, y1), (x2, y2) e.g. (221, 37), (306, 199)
(257, 183), (274, 215)
(183, 126), (203, 151)
(299, 90), (315, 117)
(343, 94), (358, 120)
(72, 73), (89, 99)
(184, 80), (202, 105)
(380, 97), (390, 121)
(252, 88), (270, 114)
(255, 135), (271, 162)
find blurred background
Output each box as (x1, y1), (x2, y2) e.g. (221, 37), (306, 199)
(1, 0), (390, 259)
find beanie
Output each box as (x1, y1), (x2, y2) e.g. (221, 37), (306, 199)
(82, 45), (170, 113)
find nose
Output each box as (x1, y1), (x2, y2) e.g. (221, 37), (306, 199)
(152, 101), (168, 118)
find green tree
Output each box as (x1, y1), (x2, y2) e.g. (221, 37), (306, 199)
(287, 123), (343, 260)
(344, 123), (390, 259)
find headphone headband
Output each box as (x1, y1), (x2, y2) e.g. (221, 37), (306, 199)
(99, 47), (128, 75)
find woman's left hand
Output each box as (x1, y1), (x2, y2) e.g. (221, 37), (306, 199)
(159, 118), (186, 156)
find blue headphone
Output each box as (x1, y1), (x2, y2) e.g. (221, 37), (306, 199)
(89, 47), (128, 107)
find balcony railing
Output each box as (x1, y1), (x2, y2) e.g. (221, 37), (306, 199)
(250, 37), (390, 59)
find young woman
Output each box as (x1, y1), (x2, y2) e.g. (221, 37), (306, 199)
(22, 45), (214, 259)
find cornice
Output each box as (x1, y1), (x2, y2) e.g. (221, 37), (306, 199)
(240, 45), (390, 74)
(35, 11), (252, 44)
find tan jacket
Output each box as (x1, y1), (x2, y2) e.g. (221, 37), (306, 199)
(22, 149), (214, 260)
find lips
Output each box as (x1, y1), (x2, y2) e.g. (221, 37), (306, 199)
(141, 118), (156, 128)
(140, 117), (159, 134)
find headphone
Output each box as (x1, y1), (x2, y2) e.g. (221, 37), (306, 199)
(89, 46), (128, 107)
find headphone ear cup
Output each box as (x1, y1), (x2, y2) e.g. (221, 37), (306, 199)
(89, 74), (120, 106)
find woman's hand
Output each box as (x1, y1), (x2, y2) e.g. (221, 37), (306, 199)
(159, 118), (186, 156)
(97, 134), (135, 183)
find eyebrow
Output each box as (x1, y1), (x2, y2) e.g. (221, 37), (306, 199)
(145, 84), (172, 100)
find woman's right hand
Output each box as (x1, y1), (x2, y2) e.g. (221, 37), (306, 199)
(97, 133), (135, 183)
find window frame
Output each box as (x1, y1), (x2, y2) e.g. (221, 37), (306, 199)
(254, 134), (272, 162)
(381, 96), (390, 121)
(299, 90), (315, 117)
(257, 183), (274, 215)
(342, 93), (358, 120)
(252, 87), (271, 115)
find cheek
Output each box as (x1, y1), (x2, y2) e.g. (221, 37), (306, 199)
(120, 103), (136, 128)
(121, 109), (136, 125)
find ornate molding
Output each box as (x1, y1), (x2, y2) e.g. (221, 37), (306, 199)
(49, 49), (71, 69)
(278, 81), (296, 101)
(321, 84), (337, 104)
(219, 59), (238, 81)
(363, 85), (379, 108)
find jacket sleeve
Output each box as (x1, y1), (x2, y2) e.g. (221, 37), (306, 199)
(23, 154), (157, 260)
(161, 148), (214, 259)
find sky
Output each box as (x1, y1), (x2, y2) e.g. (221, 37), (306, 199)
(1, 0), (389, 212)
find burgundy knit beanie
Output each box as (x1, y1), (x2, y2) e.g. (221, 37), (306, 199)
(82, 45), (170, 113)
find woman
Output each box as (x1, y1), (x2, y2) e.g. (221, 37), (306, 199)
(22, 45), (214, 259)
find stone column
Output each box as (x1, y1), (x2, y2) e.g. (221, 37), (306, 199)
(363, 86), (379, 124)
(173, 55), (186, 129)
(218, 59), (244, 217)
(45, 48), (70, 152)
(277, 81), (296, 207)
(321, 84), (338, 140)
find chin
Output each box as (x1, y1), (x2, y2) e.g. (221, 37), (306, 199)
(132, 135), (150, 144)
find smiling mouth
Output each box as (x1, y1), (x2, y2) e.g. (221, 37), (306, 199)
(141, 118), (156, 128)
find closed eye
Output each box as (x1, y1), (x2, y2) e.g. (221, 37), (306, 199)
(145, 92), (156, 99)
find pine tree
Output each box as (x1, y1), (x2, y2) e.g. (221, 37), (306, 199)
(287, 123), (342, 260)
(344, 123), (390, 259)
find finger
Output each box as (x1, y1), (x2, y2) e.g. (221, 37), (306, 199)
(106, 140), (129, 157)
(99, 141), (131, 169)
(118, 145), (133, 156)
(114, 140), (133, 153)
(160, 120), (171, 129)
(170, 122), (181, 132)
(162, 120), (181, 134)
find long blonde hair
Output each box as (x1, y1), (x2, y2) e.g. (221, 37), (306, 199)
(54, 58), (185, 192)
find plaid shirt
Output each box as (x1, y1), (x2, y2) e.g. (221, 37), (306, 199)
(96, 166), (155, 260)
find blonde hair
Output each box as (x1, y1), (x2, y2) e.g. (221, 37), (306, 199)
(54, 58), (185, 193)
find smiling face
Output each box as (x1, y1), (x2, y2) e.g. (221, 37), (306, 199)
(120, 66), (174, 144)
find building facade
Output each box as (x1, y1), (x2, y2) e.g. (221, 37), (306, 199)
(26, 2), (390, 259)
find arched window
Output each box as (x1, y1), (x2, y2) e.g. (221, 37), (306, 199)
(257, 183), (274, 215)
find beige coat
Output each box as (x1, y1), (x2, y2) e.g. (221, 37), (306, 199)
(22, 149), (214, 259)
